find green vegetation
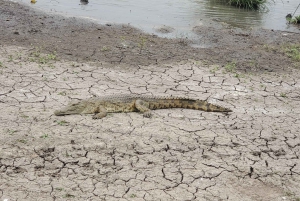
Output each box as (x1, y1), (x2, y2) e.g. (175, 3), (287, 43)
(58, 91), (67, 96)
(262, 43), (300, 66)
(286, 15), (300, 24)
(6, 129), (17, 135)
(223, 0), (268, 9)
(29, 46), (57, 65)
(222, 61), (247, 78)
(20, 113), (29, 119)
(18, 139), (27, 144)
(224, 62), (236, 73)
(0, 61), (4, 68)
(130, 194), (137, 198)
(263, 44), (276, 52)
(65, 150), (71, 157)
(280, 93), (287, 98)
(284, 44), (300, 62)
(4, 47), (57, 68)
(57, 120), (69, 126)
(8, 55), (13, 62)
(40, 134), (49, 139)
(63, 194), (75, 198)
(138, 37), (147, 51)
(209, 65), (220, 74)
(101, 46), (110, 52)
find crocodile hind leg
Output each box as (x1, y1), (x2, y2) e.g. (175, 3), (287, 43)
(135, 99), (152, 118)
(92, 107), (107, 119)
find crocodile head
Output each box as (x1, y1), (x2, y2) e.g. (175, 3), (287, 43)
(54, 101), (87, 116)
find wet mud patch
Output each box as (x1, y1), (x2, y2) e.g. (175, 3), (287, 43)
(154, 25), (175, 34)
(1, 0), (300, 73)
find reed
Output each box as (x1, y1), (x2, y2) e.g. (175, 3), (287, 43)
(227, 0), (267, 10)
(288, 15), (300, 24)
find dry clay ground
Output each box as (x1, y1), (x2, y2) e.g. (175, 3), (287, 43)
(0, 45), (300, 201)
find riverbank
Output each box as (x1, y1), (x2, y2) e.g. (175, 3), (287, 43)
(1, 0), (300, 200)
(1, 0), (299, 73)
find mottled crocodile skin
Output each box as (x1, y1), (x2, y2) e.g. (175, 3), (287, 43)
(54, 94), (232, 119)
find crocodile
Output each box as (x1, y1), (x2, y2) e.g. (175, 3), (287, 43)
(54, 94), (232, 119)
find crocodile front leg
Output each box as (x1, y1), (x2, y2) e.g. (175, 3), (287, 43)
(135, 99), (152, 118)
(92, 107), (107, 119)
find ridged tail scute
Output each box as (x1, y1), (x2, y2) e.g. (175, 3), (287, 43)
(150, 98), (232, 113)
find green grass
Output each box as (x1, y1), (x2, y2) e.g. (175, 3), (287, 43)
(40, 134), (49, 139)
(18, 139), (27, 144)
(262, 43), (300, 66)
(0, 61), (4, 68)
(29, 47), (57, 65)
(130, 194), (137, 198)
(65, 150), (71, 157)
(57, 120), (69, 126)
(287, 15), (300, 24)
(63, 194), (75, 198)
(138, 37), (147, 51)
(224, 62), (236, 73)
(280, 93), (287, 98)
(284, 44), (300, 62)
(225, 0), (267, 9)
(210, 65), (220, 74)
(58, 91), (67, 96)
(55, 187), (63, 191)
(7, 129), (17, 135)
(8, 55), (13, 62)
(20, 114), (29, 119)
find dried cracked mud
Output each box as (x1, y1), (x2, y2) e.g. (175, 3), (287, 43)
(1, 46), (300, 201)
(1, 0), (300, 201)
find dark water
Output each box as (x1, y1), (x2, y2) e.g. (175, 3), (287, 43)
(14, 0), (300, 37)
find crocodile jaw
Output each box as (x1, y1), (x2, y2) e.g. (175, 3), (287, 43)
(54, 102), (87, 116)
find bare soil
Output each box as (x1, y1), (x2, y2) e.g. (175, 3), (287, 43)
(1, 0), (300, 72)
(0, 0), (300, 201)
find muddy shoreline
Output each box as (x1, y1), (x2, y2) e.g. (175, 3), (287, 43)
(1, 0), (299, 72)
(1, 1), (300, 200)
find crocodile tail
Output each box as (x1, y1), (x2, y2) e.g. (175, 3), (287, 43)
(195, 100), (232, 112)
(147, 98), (232, 112)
